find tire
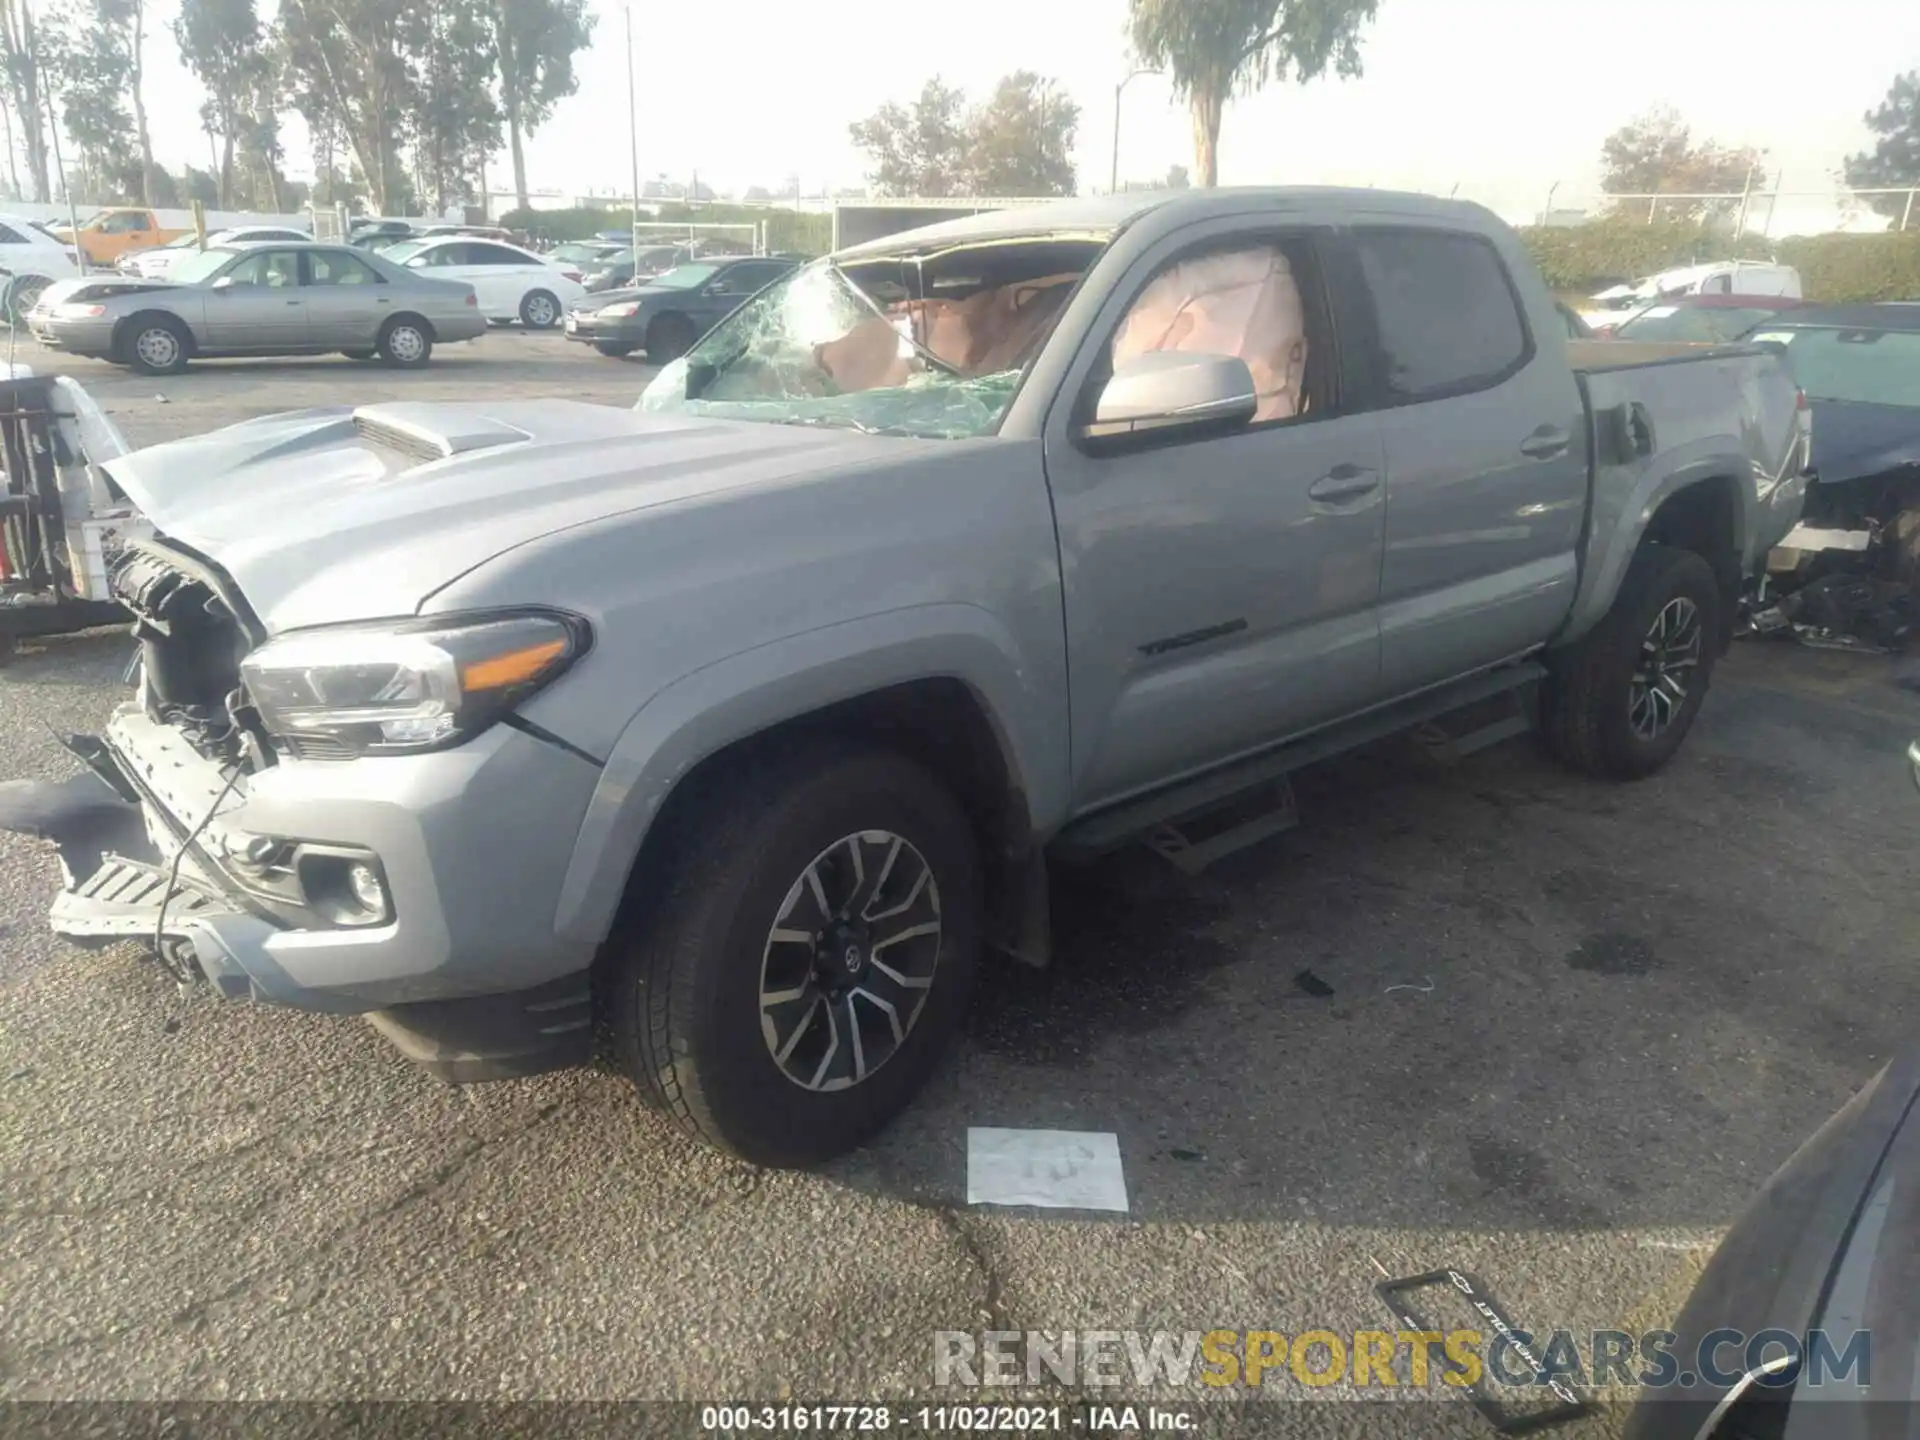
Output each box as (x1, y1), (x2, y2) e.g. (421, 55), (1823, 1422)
(610, 745), (981, 1167)
(1542, 543), (1722, 781)
(594, 341), (637, 359)
(6, 274), (48, 328)
(519, 289), (561, 329)
(645, 312), (698, 363)
(123, 314), (190, 376)
(377, 316), (433, 369)
(341, 348), (378, 362)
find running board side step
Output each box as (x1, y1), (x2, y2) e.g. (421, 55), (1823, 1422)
(1051, 661), (1548, 871)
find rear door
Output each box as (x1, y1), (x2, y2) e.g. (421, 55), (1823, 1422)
(467, 242), (547, 313)
(1341, 224), (1588, 693)
(1042, 217), (1388, 810)
(408, 241), (493, 310)
(202, 248), (309, 348)
(301, 247), (389, 345)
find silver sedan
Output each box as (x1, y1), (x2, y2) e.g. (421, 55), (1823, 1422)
(28, 241), (488, 375)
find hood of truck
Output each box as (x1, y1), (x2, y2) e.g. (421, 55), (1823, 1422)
(100, 400), (905, 633)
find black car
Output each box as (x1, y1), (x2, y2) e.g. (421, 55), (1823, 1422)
(346, 219), (417, 250)
(1626, 1040), (1920, 1439)
(1747, 303), (1920, 524)
(580, 244), (688, 293)
(563, 254), (799, 361)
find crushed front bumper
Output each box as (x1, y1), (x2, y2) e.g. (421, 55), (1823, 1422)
(0, 703), (606, 1081)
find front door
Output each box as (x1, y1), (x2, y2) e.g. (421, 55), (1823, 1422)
(202, 249), (308, 349)
(1042, 220), (1387, 811)
(300, 247), (389, 345)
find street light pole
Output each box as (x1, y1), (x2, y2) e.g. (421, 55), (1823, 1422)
(625, 4), (641, 256)
(1111, 68), (1159, 194)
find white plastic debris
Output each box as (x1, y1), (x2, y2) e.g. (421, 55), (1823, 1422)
(966, 1127), (1129, 1212)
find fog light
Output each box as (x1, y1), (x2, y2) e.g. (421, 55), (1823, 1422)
(347, 862), (386, 913)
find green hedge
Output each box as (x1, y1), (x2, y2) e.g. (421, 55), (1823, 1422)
(500, 205), (831, 256)
(1517, 218), (1920, 303)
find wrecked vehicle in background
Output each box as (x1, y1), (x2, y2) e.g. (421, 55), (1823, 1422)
(1745, 305), (1920, 652)
(0, 369), (141, 663)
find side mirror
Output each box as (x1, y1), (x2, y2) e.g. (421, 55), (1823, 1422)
(1079, 352), (1259, 444)
(210, 275), (234, 291)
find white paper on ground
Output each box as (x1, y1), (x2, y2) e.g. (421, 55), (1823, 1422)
(966, 1127), (1129, 1212)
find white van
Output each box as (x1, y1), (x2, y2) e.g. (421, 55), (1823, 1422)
(1580, 261), (1803, 329)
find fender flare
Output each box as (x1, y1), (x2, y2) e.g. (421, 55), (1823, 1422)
(1559, 443), (1752, 647)
(550, 603), (1059, 948)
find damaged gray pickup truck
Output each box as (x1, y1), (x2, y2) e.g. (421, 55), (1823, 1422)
(0, 190), (1811, 1165)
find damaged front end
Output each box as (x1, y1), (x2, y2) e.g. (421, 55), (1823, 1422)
(1750, 468), (1920, 653)
(0, 535), (364, 1004)
(1743, 315), (1920, 653)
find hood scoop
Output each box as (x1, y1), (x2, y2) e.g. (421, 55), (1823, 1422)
(351, 403), (531, 467)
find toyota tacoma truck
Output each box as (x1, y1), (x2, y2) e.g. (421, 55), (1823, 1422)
(0, 190), (1811, 1166)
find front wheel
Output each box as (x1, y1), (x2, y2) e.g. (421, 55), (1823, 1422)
(1542, 543), (1721, 780)
(124, 315), (190, 376)
(378, 316), (433, 368)
(610, 747), (980, 1167)
(645, 312), (697, 363)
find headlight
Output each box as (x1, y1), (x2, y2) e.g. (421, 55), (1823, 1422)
(599, 301), (640, 318)
(240, 610), (589, 757)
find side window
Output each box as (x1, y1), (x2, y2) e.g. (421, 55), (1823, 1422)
(471, 243), (528, 266)
(224, 250), (301, 287)
(1351, 228), (1529, 401)
(306, 250), (383, 286)
(0, 223), (24, 244)
(1102, 234), (1331, 426)
(1702, 274), (1732, 295)
(421, 243), (466, 267)
(708, 263), (778, 295)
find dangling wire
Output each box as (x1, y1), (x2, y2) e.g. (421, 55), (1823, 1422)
(151, 765), (243, 990)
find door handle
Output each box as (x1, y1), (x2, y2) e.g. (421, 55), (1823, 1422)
(1307, 464), (1380, 503)
(1520, 426), (1572, 459)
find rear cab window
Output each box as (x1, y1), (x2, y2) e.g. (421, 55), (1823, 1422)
(1348, 226), (1532, 403)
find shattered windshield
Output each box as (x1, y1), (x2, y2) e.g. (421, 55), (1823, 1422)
(639, 237), (1103, 439)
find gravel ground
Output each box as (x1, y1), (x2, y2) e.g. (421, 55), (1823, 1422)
(1, 332), (1916, 1436)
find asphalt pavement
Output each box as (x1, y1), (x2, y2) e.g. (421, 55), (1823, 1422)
(1, 330), (1916, 1435)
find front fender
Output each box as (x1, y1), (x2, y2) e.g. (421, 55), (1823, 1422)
(550, 602), (1066, 948)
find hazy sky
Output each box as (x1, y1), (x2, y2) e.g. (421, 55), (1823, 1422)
(131, 0), (1915, 231)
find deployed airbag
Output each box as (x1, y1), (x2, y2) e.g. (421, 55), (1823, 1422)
(1111, 246), (1309, 423)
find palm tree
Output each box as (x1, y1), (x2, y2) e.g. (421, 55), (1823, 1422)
(1128, 0), (1378, 188)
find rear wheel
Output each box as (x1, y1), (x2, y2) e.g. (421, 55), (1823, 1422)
(124, 314), (190, 376)
(594, 341), (637, 359)
(1543, 543), (1721, 780)
(378, 316), (433, 368)
(519, 289), (561, 329)
(610, 746), (980, 1166)
(645, 312), (697, 363)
